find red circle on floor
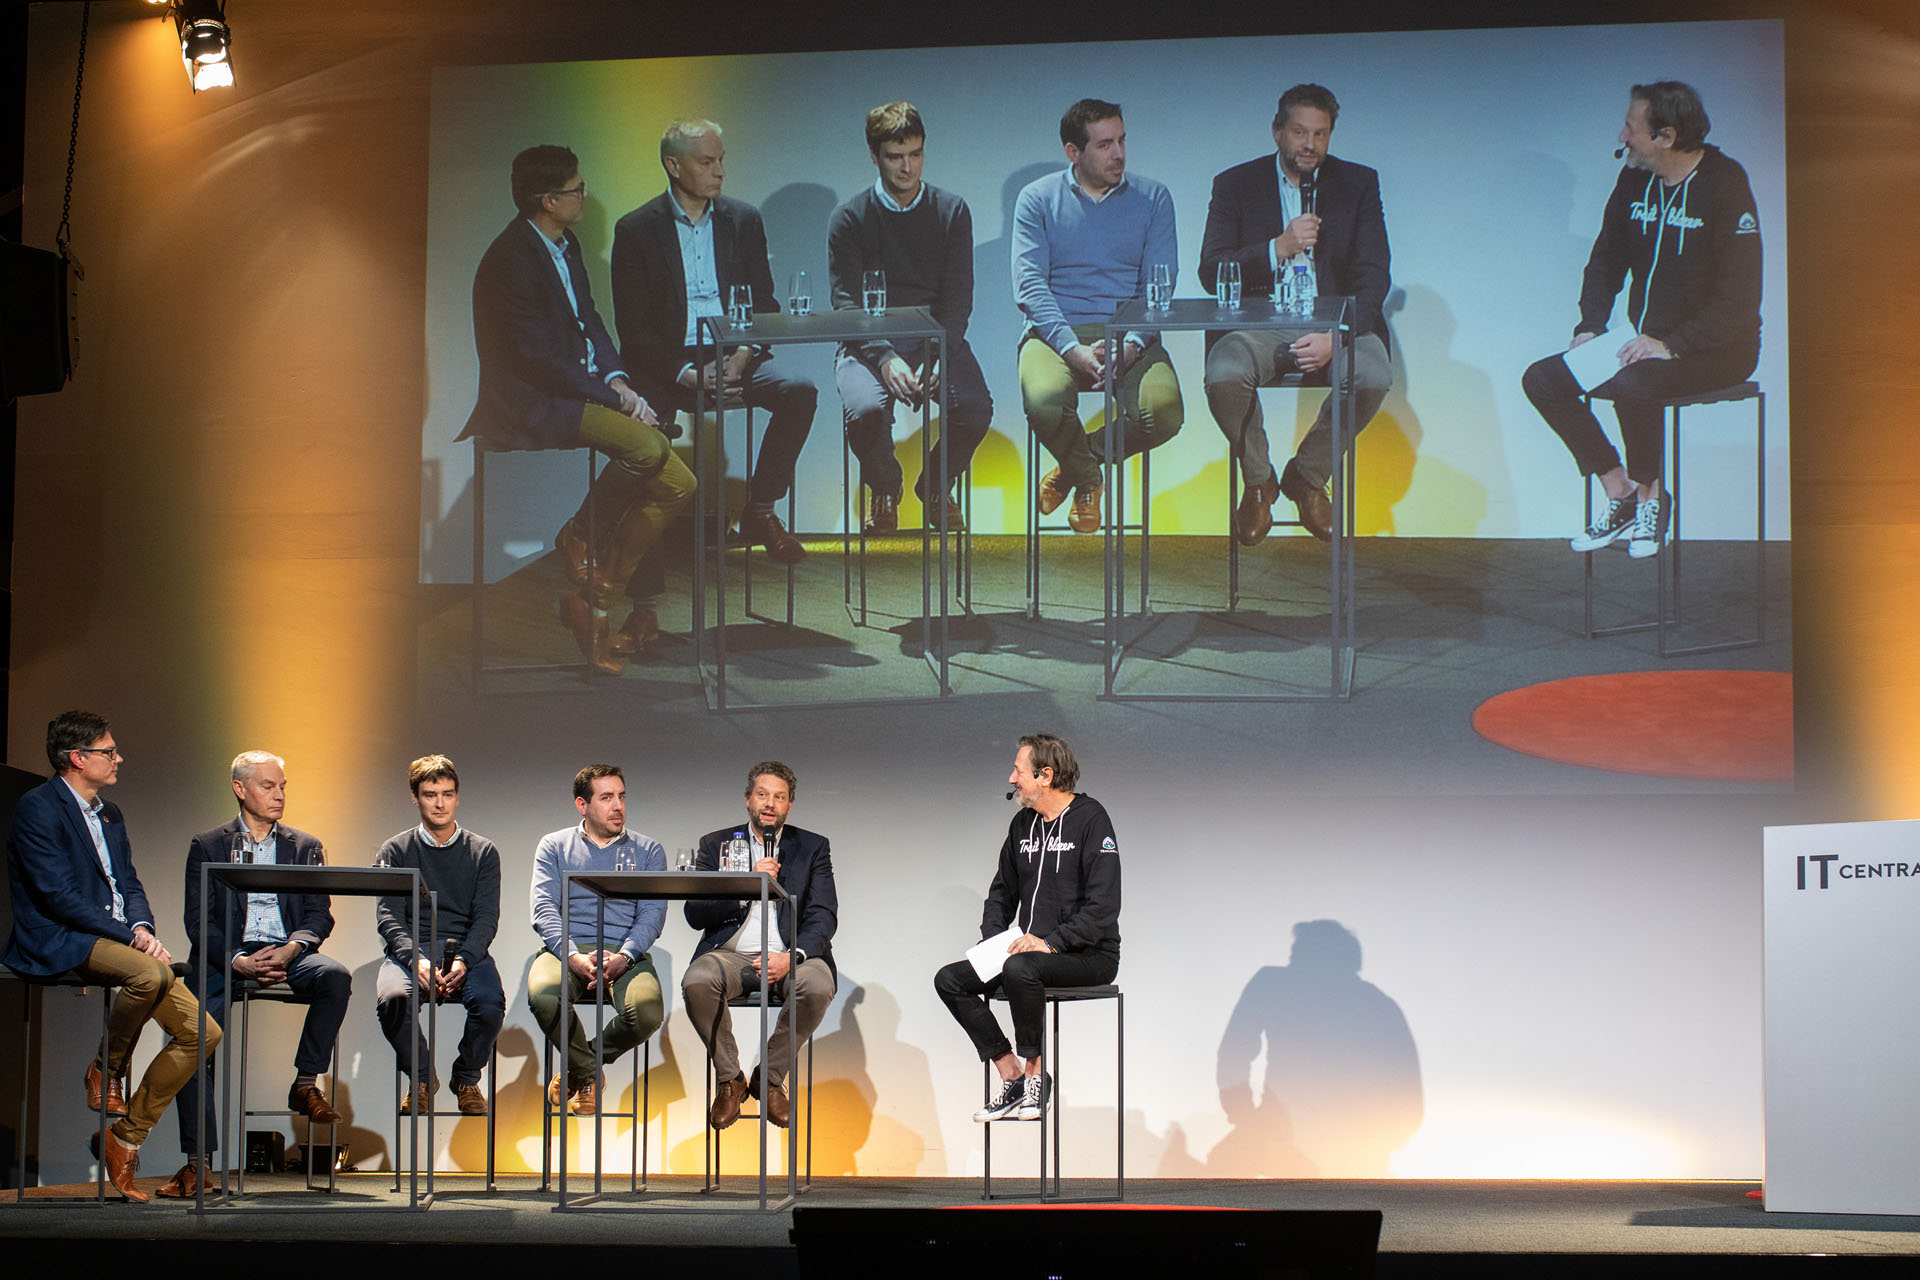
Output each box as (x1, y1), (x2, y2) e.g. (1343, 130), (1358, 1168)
(1472, 670), (1793, 782)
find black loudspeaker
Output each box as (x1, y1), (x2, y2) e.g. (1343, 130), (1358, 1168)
(791, 1207), (1383, 1280)
(244, 1129), (285, 1174)
(0, 238), (73, 399)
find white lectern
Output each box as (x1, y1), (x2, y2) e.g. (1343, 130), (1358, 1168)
(1763, 819), (1920, 1214)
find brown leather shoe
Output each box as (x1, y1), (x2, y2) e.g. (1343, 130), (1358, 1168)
(570, 1072), (603, 1116)
(1234, 474), (1281, 547)
(90, 1129), (147, 1203)
(154, 1159), (208, 1199)
(1068, 483), (1104, 535)
(763, 1080), (791, 1129)
(85, 1060), (127, 1116)
(863, 492), (900, 534)
(288, 1083), (342, 1125)
(709, 1076), (748, 1130)
(1037, 467), (1070, 516)
(740, 510), (807, 565)
(547, 1073), (569, 1112)
(398, 1080), (432, 1115)
(1278, 459), (1333, 542)
(922, 493), (968, 533)
(559, 590), (625, 675)
(609, 607), (660, 659)
(455, 1083), (488, 1116)
(554, 519), (591, 589)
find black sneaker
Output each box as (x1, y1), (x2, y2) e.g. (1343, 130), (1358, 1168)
(1571, 493), (1637, 552)
(1015, 1072), (1053, 1121)
(1627, 489), (1671, 560)
(974, 1076), (1024, 1123)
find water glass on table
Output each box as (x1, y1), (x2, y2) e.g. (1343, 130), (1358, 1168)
(728, 284), (754, 328)
(1216, 260), (1242, 310)
(862, 269), (887, 316)
(1147, 263), (1172, 311)
(787, 270), (812, 316)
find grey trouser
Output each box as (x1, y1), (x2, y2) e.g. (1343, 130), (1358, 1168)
(681, 950), (833, 1089)
(1203, 330), (1390, 489)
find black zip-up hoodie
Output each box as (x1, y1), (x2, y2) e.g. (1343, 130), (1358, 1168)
(981, 793), (1121, 959)
(1576, 145), (1762, 358)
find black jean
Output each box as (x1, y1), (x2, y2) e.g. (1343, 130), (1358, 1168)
(934, 949), (1117, 1062)
(1521, 342), (1758, 485)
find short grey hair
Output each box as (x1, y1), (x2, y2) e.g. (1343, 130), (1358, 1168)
(231, 750), (285, 783)
(661, 118), (723, 165)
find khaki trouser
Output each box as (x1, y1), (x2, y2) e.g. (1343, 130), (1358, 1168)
(1020, 326), (1185, 492)
(526, 947), (663, 1084)
(681, 950), (833, 1090)
(68, 937), (220, 1147)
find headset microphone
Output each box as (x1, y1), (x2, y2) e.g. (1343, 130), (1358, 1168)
(1614, 145), (1627, 159)
(1006, 790), (1016, 800)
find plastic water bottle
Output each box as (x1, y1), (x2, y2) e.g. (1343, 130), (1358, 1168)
(1289, 259), (1318, 314)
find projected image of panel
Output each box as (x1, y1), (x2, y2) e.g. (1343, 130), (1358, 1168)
(417, 21), (1788, 787)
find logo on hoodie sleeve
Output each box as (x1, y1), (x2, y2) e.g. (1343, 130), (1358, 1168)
(1736, 211), (1759, 235)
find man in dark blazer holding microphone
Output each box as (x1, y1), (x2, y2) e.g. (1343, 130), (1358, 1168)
(1199, 84), (1393, 546)
(682, 761), (837, 1130)
(612, 118), (819, 565)
(2, 710), (214, 1201)
(164, 750), (351, 1198)
(460, 144), (693, 673)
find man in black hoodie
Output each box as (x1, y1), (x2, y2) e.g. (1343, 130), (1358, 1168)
(933, 734), (1121, 1122)
(1522, 81), (1762, 559)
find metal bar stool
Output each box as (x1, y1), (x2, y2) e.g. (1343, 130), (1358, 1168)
(391, 1044), (498, 1194)
(1581, 381), (1766, 657)
(470, 440), (600, 692)
(539, 1020), (648, 1199)
(228, 980), (341, 1195)
(1, 965), (118, 1205)
(702, 987), (815, 1192)
(1026, 419), (1148, 621)
(981, 984), (1123, 1203)
(1222, 373), (1358, 613)
(840, 359), (974, 624)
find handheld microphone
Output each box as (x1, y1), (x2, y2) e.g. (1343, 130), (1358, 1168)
(1614, 145), (1627, 160)
(1300, 170), (1317, 216)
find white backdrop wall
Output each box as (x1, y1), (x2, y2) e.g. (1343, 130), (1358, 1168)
(419, 21), (1788, 583)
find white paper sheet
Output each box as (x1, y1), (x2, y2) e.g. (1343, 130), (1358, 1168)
(1562, 333), (1625, 394)
(966, 925), (1024, 983)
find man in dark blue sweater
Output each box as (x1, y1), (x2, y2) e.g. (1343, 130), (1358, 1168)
(373, 755), (504, 1116)
(827, 102), (992, 534)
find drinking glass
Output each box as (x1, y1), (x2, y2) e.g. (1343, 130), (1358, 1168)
(227, 833), (247, 863)
(1216, 260), (1242, 310)
(675, 847), (696, 872)
(862, 269), (887, 316)
(787, 270), (812, 316)
(1147, 263), (1172, 311)
(728, 284), (754, 329)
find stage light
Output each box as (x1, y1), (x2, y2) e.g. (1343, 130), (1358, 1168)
(171, 0), (234, 93)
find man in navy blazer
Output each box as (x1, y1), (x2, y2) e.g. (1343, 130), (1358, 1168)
(611, 118), (819, 566)
(682, 761), (837, 1129)
(165, 750), (351, 1198)
(1199, 84), (1393, 545)
(2, 710), (214, 1200)
(460, 144), (694, 673)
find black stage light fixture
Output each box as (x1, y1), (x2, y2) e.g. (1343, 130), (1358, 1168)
(171, 0), (234, 92)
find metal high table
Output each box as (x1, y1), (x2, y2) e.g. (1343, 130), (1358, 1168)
(694, 308), (953, 712)
(1100, 295), (1357, 701)
(195, 862), (434, 1211)
(558, 870), (797, 1213)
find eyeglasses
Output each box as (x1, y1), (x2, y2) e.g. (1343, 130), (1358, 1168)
(75, 747), (122, 760)
(548, 182), (588, 201)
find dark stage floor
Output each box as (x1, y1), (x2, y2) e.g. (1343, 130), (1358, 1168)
(6, 1173), (1914, 1259)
